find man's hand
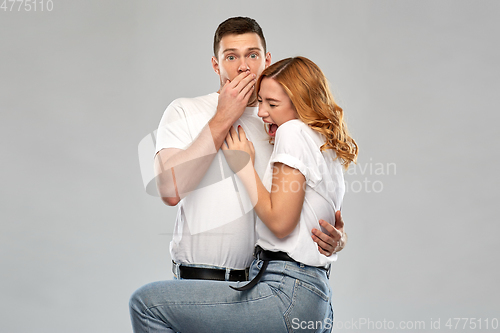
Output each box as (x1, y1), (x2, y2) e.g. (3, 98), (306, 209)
(311, 211), (347, 256)
(155, 72), (258, 206)
(214, 71), (256, 127)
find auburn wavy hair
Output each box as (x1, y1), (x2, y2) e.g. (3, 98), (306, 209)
(255, 56), (358, 168)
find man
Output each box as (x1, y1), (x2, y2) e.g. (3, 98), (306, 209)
(151, 17), (346, 283)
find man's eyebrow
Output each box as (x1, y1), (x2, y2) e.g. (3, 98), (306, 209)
(246, 47), (262, 52)
(222, 47), (263, 54)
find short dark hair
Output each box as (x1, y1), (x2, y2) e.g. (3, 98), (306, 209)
(213, 17), (267, 58)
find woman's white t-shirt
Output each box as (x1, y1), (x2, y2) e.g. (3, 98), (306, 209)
(255, 119), (345, 267)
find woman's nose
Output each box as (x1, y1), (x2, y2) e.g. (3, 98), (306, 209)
(257, 105), (268, 118)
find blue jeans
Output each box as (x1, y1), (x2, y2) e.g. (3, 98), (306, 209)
(129, 259), (334, 332)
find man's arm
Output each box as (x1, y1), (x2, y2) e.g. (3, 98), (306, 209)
(311, 211), (347, 256)
(155, 72), (256, 206)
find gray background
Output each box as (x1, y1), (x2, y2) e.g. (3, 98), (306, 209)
(1, 0), (499, 332)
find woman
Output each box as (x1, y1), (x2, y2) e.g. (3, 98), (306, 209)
(129, 57), (358, 333)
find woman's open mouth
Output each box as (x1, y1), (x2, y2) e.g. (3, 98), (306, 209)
(267, 123), (278, 137)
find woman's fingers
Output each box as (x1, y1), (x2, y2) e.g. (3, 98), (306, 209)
(224, 125), (255, 152)
(228, 126), (237, 144)
(248, 140), (255, 164)
(237, 126), (247, 141)
(248, 140), (255, 153)
(223, 128), (235, 149)
(229, 125), (237, 138)
(221, 136), (229, 150)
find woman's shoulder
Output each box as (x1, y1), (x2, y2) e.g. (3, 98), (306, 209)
(277, 119), (305, 131)
(275, 119), (322, 147)
(275, 119), (309, 139)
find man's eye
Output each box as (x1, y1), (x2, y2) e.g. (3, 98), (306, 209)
(249, 53), (258, 59)
(257, 98), (262, 103)
(227, 55), (235, 61)
(270, 104), (276, 108)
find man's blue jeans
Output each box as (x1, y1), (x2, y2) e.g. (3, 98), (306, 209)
(129, 259), (334, 332)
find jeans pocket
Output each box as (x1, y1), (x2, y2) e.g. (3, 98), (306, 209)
(297, 280), (329, 302)
(284, 280), (330, 332)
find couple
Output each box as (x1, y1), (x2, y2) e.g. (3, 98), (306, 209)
(130, 17), (358, 332)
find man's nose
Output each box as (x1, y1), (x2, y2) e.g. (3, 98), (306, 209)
(238, 59), (250, 72)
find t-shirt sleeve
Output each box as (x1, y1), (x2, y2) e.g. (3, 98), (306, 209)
(155, 100), (192, 155)
(270, 122), (322, 187)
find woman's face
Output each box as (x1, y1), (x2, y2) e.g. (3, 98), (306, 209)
(257, 77), (298, 137)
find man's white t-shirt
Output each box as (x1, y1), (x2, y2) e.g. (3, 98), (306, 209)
(155, 93), (273, 269)
(256, 119), (345, 268)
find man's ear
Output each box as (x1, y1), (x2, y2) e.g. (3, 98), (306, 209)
(211, 56), (220, 74)
(264, 52), (272, 68)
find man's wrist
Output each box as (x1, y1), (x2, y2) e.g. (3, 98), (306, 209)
(334, 231), (347, 253)
(209, 113), (232, 147)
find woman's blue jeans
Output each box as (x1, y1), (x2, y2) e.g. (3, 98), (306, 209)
(129, 259), (334, 332)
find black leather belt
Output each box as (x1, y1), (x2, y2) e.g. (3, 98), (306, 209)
(230, 246), (328, 291)
(255, 247), (329, 272)
(230, 246), (295, 291)
(255, 246), (297, 262)
(172, 261), (249, 281)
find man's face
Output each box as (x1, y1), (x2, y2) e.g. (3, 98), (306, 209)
(212, 32), (271, 88)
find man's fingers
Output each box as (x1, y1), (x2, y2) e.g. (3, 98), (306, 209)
(239, 72), (256, 87)
(311, 234), (333, 254)
(334, 210), (344, 231)
(236, 73), (256, 93)
(313, 218), (345, 256)
(235, 73), (256, 103)
(318, 220), (341, 241)
(241, 80), (255, 101)
(318, 219), (335, 234)
(230, 71), (252, 89)
(311, 229), (335, 247)
(317, 244), (328, 257)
